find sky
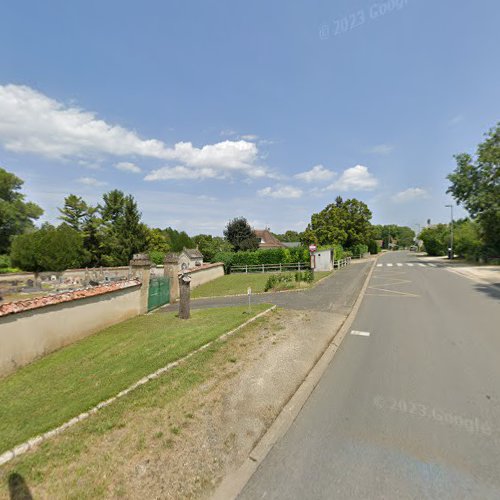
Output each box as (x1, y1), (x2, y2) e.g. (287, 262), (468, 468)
(1, 0), (499, 236)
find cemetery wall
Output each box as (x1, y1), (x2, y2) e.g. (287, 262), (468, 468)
(0, 280), (142, 378)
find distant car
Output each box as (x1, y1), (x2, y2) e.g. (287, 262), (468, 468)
(409, 245), (418, 252)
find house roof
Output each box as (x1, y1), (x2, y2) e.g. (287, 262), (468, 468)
(254, 229), (286, 249)
(183, 247), (203, 259)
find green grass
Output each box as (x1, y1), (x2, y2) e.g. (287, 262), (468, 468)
(0, 310), (276, 498)
(191, 271), (331, 298)
(0, 304), (270, 454)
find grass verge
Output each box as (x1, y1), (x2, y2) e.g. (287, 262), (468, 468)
(0, 304), (270, 454)
(191, 271), (331, 298)
(0, 309), (277, 499)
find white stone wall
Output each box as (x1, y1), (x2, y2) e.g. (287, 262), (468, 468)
(0, 285), (142, 378)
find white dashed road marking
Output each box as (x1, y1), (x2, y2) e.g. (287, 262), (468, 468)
(351, 330), (371, 337)
(387, 263), (393, 267)
(377, 264), (382, 267)
(407, 263), (414, 267)
(397, 263), (403, 267)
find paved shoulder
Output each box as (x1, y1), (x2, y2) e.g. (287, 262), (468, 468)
(162, 261), (372, 314)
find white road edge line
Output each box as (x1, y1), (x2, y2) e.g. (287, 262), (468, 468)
(351, 330), (371, 337)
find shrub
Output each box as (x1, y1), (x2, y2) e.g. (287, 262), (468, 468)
(304, 269), (314, 283)
(214, 247), (310, 274)
(350, 244), (369, 257)
(149, 250), (165, 266)
(264, 272), (295, 291)
(0, 255), (11, 269)
(368, 240), (379, 254)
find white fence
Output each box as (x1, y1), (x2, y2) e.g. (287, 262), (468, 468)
(231, 262), (310, 274)
(333, 257), (351, 269)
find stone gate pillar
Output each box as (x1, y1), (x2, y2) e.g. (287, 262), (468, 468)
(164, 253), (180, 302)
(130, 253), (152, 314)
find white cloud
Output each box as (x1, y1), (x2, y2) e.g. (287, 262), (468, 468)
(392, 187), (429, 203)
(77, 176), (107, 187)
(220, 129), (237, 137)
(115, 161), (142, 173)
(294, 164), (336, 183)
(0, 84), (267, 179)
(240, 134), (258, 141)
(370, 144), (394, 155)
(328, 165), (378, 191)
(144, 166), (221, 181)
(0, 84), (168, 159)
(257, 185), (303, 199)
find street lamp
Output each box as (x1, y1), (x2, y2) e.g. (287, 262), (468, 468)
(445, 204), (454, 259)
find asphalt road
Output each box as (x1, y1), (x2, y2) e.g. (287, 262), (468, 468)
(239, 251), (500, 499)
(162, 260), (372, 315)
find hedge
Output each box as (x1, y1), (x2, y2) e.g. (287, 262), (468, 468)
(212, 247), (310, 273)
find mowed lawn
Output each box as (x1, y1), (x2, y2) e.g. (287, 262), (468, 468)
(191, 271), (331, 298)
(0, 304), (271, 454)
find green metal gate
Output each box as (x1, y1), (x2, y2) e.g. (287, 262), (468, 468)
(148, 276), (170, 311)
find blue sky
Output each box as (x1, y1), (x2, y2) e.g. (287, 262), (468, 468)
(1, 0), (499, 236)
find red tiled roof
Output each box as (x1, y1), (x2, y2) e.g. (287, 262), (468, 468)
(254, 229), (286, 249)
(0, 279), (141, 318)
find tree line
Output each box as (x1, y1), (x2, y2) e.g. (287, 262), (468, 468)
(421, 123), (499, 261)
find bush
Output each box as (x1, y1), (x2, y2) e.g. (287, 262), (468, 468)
(264, 273), (294, 292)
(0, 255), (11, 269)
(350, 244), (369, 257)
(214, 247), (310, 274)
(149, 250), (165, 266)
(368, 240), (379, 254)
(420, 225), (449, 256)
(333, 244), (345, 261)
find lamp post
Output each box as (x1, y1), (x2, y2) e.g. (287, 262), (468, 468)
(445, 204), (454, 259)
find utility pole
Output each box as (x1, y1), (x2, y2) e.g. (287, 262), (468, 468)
(445, 204), (454, 259)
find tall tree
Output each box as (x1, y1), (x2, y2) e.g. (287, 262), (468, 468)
(10, 223), (86, 272)
(447, 123), (500, 255)
(302, 197), (373, 248)
(223, 217), (259, 252)
(58, 194), (89, 231)
(193, 234), (233, 261)
(0, 167), (43, 253)
(100, 192), (147, 265)
(164, 227), (194, 252)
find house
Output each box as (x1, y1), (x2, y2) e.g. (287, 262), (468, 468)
(254, 229), (286, 249)
(164, 247), (204, 271)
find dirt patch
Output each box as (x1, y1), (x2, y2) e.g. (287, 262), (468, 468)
(0, 308), (345, 499)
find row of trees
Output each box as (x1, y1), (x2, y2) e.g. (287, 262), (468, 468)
(419, 220), (483, 259)
(446, 123), (499, 259)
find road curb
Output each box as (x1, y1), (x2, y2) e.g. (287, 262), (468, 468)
(211, 258), (378, 500)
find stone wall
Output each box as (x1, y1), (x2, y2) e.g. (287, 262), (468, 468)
(189, 263), (225, 289)
(0, 280), (142, 378)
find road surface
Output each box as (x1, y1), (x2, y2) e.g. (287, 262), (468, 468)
(239, 251), (500, 499)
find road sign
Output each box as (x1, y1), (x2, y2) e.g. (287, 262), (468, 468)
(309, 244), (317, 252)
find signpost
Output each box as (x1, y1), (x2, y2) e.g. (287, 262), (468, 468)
(247, 287), (252, 313)
(308, 244), (317, 275)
